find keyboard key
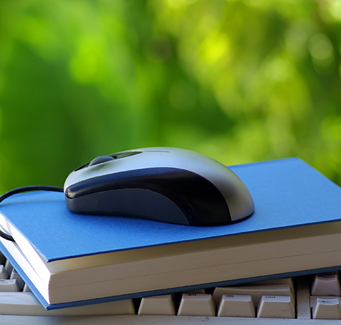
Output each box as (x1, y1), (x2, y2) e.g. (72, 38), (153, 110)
(10, 269), (25, 290)
(138, 294), (176, 315)
(178, 293), (215, 316)
(213, 284), (293, 306)
(257, 295), (294, 318)
(311, 272), (341, 296)
(0, 292), (135, 316)
(23, 284), (31, 292)
(310, 295), (341, 307)
(0, 279), (19, 292)
(0, 265), (8, 279)
(312, 297), (341, 319)
(4, 260), (13, 276)
(217, 294), (255, 317)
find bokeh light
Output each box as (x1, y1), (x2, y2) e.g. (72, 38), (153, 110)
(1, 0), (341, 192)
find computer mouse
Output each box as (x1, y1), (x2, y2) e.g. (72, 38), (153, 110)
(64, 147), (254, 226)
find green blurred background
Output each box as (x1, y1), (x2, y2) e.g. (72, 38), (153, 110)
(1, 0), (341, 192)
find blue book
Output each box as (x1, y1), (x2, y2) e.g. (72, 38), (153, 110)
(1, 157), (341, 310)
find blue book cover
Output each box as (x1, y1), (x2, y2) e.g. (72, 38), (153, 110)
(1, 157), (341, 309)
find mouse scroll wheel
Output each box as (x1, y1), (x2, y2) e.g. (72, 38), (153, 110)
(88, 155), (116, 167)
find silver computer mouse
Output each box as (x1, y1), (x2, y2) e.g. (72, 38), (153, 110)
(64, 147), (254, 226)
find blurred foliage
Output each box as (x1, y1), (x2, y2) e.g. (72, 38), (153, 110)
(1, 0), (341, 192)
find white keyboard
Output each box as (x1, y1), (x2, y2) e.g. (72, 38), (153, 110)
(1, 249), (341, 324)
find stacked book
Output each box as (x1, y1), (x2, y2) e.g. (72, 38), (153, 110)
(0, 158), (341, 310)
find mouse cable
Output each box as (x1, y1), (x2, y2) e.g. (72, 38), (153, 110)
(0, 186), (64, 242)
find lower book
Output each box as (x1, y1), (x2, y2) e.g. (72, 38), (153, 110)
(0, 157), (341, 310)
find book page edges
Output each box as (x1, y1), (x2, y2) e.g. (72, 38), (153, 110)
(5, 215), (341, 276)
(45, 230), (341, 304)
(0, 213), (52, 283)
(0, 237), (51, 303)
(3, 220), (341, 304)
(34, 219), (341, 271)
